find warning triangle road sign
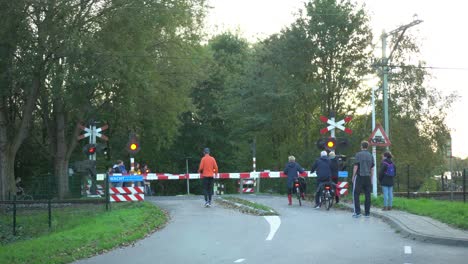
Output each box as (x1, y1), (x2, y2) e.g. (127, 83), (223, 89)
(368, 124), (391, 147)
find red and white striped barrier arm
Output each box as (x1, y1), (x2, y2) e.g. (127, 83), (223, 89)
(98, 171), (319, 181)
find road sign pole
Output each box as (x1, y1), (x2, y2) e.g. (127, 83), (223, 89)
(372, 87), (378, 197)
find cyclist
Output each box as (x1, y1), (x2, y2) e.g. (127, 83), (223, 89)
(15, 177), (24, 195)
(311, 151), (332, 209)
(283, 155), (305, 206)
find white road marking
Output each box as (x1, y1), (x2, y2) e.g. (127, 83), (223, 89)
(234, 258), (245, 263)
(404, 246), (412, 254)
(264, 215), (281, 241)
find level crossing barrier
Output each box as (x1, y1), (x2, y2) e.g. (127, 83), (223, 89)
(109, 187), (144, 202)
(108, 175), (144, 202)
(97, 171), (349, 196)
(238, 179), (255, 193)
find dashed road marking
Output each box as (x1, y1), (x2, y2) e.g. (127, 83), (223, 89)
(264, 215), (281, 241)
(234, 258), (245, 263)
(404, 246), (412, 254)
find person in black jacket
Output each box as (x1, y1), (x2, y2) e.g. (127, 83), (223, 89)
(283, 155), (305, 206)
(311, 151), (331, 209)
(379, 151), (396, 211)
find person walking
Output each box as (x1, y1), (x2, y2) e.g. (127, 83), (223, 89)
(198, 147), (218, 207)
(311, 151), (332, 209)
(329, 151), (340, 204)
(112, 160), (127, 187)
(283, 155), (305, 206)
(352, 141), (375, 218)
(379, 151), (396, 211)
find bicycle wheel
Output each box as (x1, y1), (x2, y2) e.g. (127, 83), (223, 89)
(296, 187), (302, 206)
(325, 191), (333, 210)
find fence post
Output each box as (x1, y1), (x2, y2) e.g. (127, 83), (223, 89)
(13, 195), (17, 236)
(106, 172), (110, 211)
(464, 168), (466, 203)
(441, 175), (445, 191)
(48, 173), (52, 230)
(407, 164), (410, 198)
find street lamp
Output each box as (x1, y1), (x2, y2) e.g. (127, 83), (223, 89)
(380, 18), (423, 149)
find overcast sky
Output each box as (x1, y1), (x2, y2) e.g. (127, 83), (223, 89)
(206, 0), (468, 159)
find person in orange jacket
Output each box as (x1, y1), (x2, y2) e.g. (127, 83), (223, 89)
(198, 147), (218, 207)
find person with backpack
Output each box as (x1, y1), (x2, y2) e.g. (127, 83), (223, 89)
(379, 151), (396, 211)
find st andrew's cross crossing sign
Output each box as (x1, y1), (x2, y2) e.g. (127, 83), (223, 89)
(320, 116), (353, 135)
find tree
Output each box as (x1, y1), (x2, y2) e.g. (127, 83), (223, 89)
(223, 0), (373, 168)
(1, 0), (209, 199)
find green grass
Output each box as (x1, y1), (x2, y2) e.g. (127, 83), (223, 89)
(371, 196), (468, 230)
(0, 202), (167, 264)
(339, 194), (468, 230)
(221, 196), (278, 215)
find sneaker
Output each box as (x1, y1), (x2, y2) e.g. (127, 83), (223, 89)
(204, 202), (209, 207)
(352, 213), (361, 218)
(314, 205), (321, 209)
(208, 201), (212, 207)
(364, 214), (370, 218)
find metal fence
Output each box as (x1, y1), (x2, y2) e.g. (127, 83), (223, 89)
(390, 166), (466, 202)
(0, 173), (110, 244)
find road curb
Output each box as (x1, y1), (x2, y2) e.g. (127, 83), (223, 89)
(215, 197), (278, 216)
(338, 203), (468, 247)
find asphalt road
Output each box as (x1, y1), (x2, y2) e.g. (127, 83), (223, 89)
(75, 195), (468, 264)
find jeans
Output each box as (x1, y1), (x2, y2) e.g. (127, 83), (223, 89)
(382, 186), (393, 207)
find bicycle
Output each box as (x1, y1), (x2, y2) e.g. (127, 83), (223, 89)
(16, 193), (33, 201)
(15, 187), (33, 201)
(293, 178), (303, 206)
(319, 182), (334, 210)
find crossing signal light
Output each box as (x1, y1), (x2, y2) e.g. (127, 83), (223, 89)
(325, 137), (336, 151)
(126, 135), (141, 155)
(83, 144), (97, 155)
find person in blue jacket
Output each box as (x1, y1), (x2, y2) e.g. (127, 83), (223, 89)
(311, 151), (332, 209)
(283, 155), (305, 206)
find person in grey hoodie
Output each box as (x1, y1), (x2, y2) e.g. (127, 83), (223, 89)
(311, 151), (332, 208)
(283, 155), (305, 205)
(352, 141), (375, 218)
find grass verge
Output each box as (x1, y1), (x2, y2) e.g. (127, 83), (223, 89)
(220, 196), (278, 215)
(340, 195), (468, 230)
(0, 202), (167, 264)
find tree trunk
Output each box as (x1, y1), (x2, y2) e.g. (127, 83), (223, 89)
(54, 104), (69, 199)
(0, 149), (15, 200)
(0, 75), (41, 199)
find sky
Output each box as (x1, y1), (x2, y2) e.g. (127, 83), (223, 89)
(206, 0), (468, 159)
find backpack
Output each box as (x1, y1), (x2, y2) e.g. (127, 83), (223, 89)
(112, 166), (121, 173)
(383, 161), (395, 177)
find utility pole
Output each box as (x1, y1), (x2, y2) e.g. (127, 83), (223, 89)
(380, 18), (423, 149)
